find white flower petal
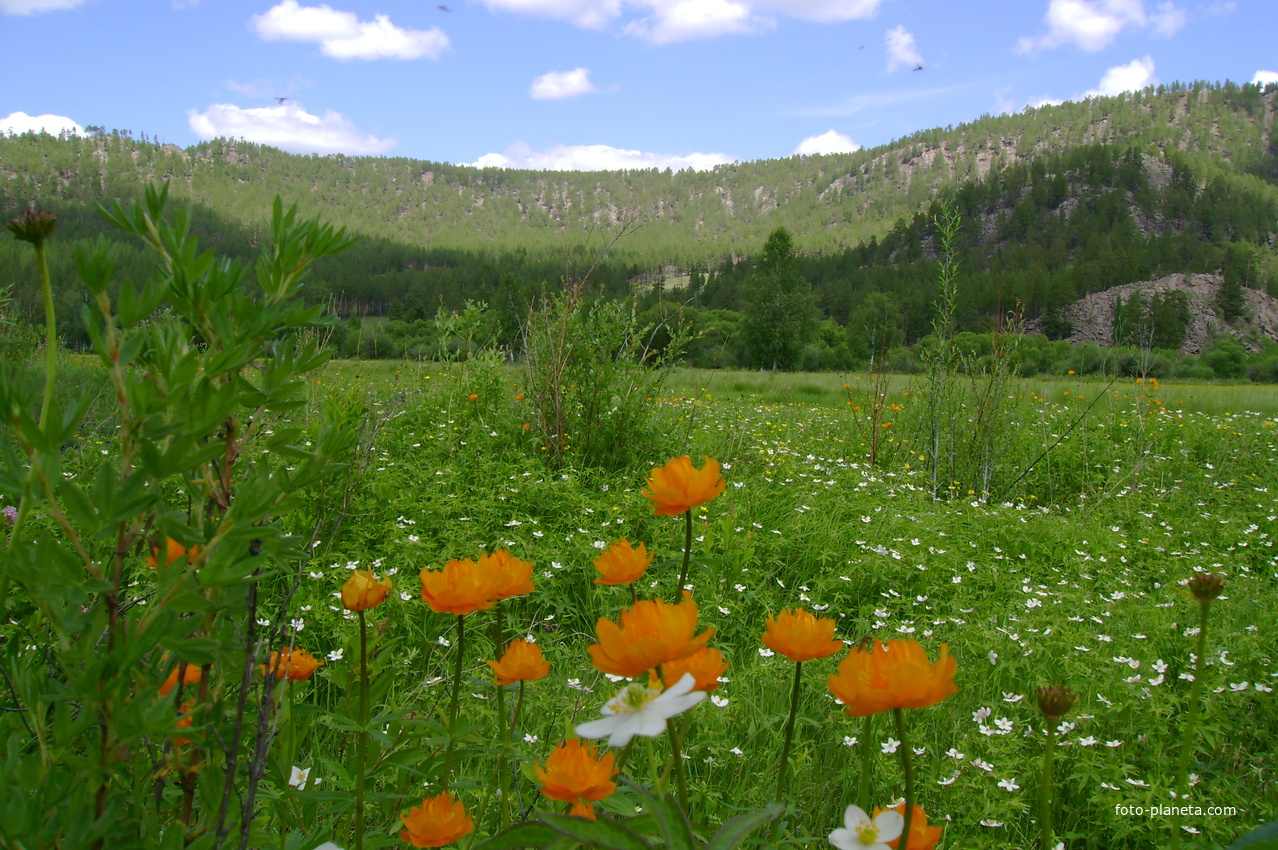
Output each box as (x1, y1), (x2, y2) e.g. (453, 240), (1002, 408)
(873, 810), (904, 841)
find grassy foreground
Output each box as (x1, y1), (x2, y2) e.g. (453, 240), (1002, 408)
(34, 359), (1278, 848)
(312, 363), (1275, 844)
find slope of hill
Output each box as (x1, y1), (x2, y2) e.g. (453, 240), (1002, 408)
(2, 81), (1275, 267)
(3, 80), (1277, 361)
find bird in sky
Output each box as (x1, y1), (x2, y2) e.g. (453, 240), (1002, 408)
(274, 96), (288, 104)
(438, 4), (451, 10)
(913, 64), (924, 72)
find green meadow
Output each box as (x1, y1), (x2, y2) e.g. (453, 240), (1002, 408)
(133, 359), (1278, 847)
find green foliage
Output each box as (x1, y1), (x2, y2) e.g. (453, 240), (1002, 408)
(0, 185), (355, 848)
(740, 228), (817, 370)
(522, 283), (686, 471)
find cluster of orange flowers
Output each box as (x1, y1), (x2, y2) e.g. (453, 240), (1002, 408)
(827, 639), (957, 717)
(419, 549), (534, 615)
(329, 454), (957, 847)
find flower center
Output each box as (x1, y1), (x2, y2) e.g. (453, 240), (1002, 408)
(855, 820), (880, 844)
(606, 682), (662, 715)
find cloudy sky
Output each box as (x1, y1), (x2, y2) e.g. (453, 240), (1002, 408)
(1, 0), (1274, 170)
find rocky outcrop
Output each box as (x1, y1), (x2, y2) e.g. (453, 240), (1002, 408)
(1039, 273), (1278, 354)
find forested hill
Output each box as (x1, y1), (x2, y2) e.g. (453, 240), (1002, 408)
(3, 80), (1275, 268)
(2, 80), (1277, 362)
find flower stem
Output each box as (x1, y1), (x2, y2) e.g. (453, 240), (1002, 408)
(856, 714), (874, 813)
(441, 614), (466, 792)
(1170, 602), (1211, 849)
(666, 717), (690, 812)
(354, 611), (369, 850)
(775, 661), (803, 803)
(494, 606), (510, 828)
(1039, 722), (1057, 850)
(894, 708), (915, 850)
(674, 509), (693, 598)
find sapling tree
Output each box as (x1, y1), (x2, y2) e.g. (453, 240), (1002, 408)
(0, 184), (355, 849)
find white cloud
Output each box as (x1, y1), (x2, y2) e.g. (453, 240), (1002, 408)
(187, 102), (396, 155)
(478, 0), (623, 29)
(884, 24), (922, 73)
(530, 68), (598, 100)
(0, 0), (83, 13)
(625, 0), (766, 43)
(469, 141), (734, 171)
(1148, 1), (1185, 36)
(754, 0), (879, 21)
(1253, 70), (1278, 87)
(1, 111), (82, 136)
(1015, 0), (1184, 53)
(794, 129), (860, 155)
(251, 0), (449, 61)
(1083, 55), (1156, 97)
(479, 0), (873, 40)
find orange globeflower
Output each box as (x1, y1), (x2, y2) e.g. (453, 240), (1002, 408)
(484, 548), (535, 600)
(262, 647), (324, 681)
(148, 538), (199, 569)
(341, 570), (393, 612)
(762, 609), (843, 663)
(173, 699), (196, 747)
(535, 738), (618, 807)
(420, 558), (499, 616)
(568, 801), (597, 820)
(488, 639), (550, 686)
(159, 662), (203, 697)
(642, 455), (725, 516)
(399, 792), (473, 848)
(827, 639), (957, 717)
(593, 538), (652, 586)
(662, 646), (728, 692)
(878, 803), (943, 850)
(587, 591), (714, 679)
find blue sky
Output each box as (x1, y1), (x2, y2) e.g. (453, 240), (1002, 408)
(2, 0), (1275, 170)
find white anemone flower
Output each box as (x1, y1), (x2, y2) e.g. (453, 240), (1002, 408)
(288, 766), (310, 789)
(829, 804), (904, 850)
(575, 673), (705, 747)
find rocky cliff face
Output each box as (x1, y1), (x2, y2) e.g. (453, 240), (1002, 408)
(1038, 273), (1278, 353)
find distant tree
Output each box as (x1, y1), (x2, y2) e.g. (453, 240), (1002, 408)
(741, 227), (817, 370)
(1219, 245), (1250, 321)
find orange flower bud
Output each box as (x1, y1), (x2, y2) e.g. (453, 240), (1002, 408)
(662, 646), (728, 692)
(399, 792), (473, 848)
(341, 570), (392, 612)
(593, 538), (652, 586)
(762, 609), (843, 663)
(488, 639), (550, 686)
(536, 739), (618, 805)
(642, 455), (725, 516)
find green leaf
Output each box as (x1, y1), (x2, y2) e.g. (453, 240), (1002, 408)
(473, 821), (567, 850)
(624, 781), (694, 850)
(705, 803), (784, 850)
(1227, 821), (1278, 849)
(540, 813), (651, 850)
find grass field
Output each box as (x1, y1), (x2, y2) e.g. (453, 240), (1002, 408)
(225, 360), (1278, 848)
(11, 356), (1277, 849)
